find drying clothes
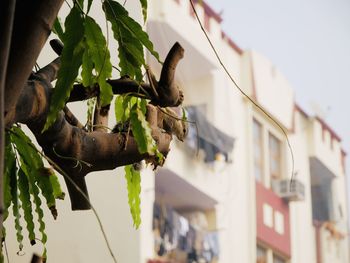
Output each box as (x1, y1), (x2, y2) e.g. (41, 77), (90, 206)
(205, 232), (220, 258)
(152, 202), (220, 262)
(179, 216), (190, 236)
(186, 106), (234, 163)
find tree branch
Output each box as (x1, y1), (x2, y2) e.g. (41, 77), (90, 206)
(10, 79), (173, 210)
(4, 0), (64, 123)
(69, 78), (152, 102)
(157, 42), (185, 107)
(6, 42), (186, 210)
(0, 0), (17, 237)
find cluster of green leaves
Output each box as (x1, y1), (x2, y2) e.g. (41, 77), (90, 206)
(50, 0), (163, 228)
(115, 95), (163, 228)
(2, 127), (65, 262)
(46, 0), (160, 131)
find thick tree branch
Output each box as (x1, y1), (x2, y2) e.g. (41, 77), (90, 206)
(4, 0), (64, 123)
(10, 79), (173, 210)
(69, 78), (152, 102)
(157, 42), (185, 107)
(0, 0), (17, 237)
(6, 42), (186, 210)
(36, 57), (60, 82)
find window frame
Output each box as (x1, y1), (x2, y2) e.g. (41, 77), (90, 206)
(252, 113), (286, 188)
(253, 118), (264, 183)
(268, 132), (282, 180)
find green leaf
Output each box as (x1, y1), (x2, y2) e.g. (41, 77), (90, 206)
(37, 168), (56, 211)
(49, 173), (65, 200)
(20, 162), (48, 258)
(9, 161), (24, 252)
(18, 169), (36, 244)
(139, 0), (148, 22)
(10, 127), (57, 218)
(124, 165), (141, 228)
(181, 107), (187, 121)
(81, 42), (94, 87)
(43, 6), (85, 131)
(84, 16), (113, 106)
(105, 10), (143, 80)
(3, 136), (16, 222)
(52, 17), (64, 41)
(103, 0), (160, 80)
(118, 39), (143, 81)
(103, 0), (160, 62)
(139, 98), (147, 115)
(76, 0), (84, 9)
(114, 95), (124, 123)
(129, 104), (155, 155)
(87, 0), (94, 13)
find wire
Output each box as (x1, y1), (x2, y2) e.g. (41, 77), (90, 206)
(188, 0), (295, 186)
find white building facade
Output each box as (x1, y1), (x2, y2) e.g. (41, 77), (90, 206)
(4, 0), (349, 262)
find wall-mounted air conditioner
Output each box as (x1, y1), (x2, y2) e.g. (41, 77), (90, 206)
(273, 179), (305, 202)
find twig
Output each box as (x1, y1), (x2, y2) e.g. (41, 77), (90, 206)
(52, 146), (92, 169)
(156, 106), (195, 124)
(145, 66), (159, 99)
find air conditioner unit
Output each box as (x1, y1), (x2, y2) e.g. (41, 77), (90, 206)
(273, 179), (305, 201)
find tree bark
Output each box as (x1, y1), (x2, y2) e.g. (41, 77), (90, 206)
(0, 0), (17, 242)
(4, 0), (64, 123)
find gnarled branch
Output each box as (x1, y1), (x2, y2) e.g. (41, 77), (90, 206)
(4, 0), (64, 122)
(8, 43), (186, 210)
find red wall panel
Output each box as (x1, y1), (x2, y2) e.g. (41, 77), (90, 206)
(256, 181), (291, 257)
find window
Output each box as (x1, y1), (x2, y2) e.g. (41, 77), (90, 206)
(269, 133), (282, 179)
(257, 245), (267, 263)
(274, 211), (284, 235)
(253, 119), (264, 182)
(263, 203), (273, 228)
(311, 179), (334, 221)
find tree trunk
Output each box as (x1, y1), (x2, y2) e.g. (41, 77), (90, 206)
(0, 0), (17, 242)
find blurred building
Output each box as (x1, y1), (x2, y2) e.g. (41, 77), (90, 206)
(138, 0), (350, 262)
(4, 1), (349, 262)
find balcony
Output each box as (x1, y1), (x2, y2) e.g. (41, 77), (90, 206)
(152, 168), (220, 263)
(308, 117), (344, 177)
